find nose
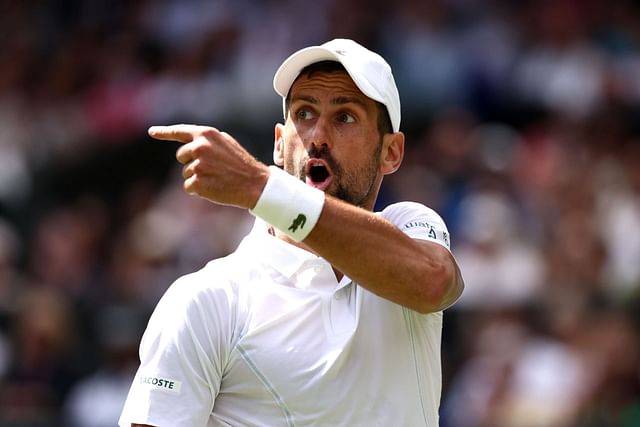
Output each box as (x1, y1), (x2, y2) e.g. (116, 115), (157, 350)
(306, 115), (331, 149)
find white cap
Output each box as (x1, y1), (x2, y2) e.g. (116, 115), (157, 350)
(273, 38), (401, 133)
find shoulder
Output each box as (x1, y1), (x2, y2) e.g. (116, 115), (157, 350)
(162, 258), (238, 307)
(379, 201), (445, 224)
(148, 253), (249, 336)
(379, 201), (451, 249)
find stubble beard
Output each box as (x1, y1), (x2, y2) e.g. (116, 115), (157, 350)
(285, 141), (383, 208)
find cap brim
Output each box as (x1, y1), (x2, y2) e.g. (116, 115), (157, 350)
(273, 46), (342, 98)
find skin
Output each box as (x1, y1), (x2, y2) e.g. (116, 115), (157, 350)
(132, 70), (463, 427)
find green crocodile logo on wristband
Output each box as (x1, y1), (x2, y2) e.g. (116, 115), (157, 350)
(288, 214), (307, 232)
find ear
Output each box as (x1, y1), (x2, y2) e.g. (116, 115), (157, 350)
(380, 131), (405, 175)
(273, 123), (285, 167)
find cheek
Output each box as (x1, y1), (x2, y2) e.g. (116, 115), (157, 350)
(283, 140), (304, 163)
(283, 129), (306, 156)
(281, 134), (308, 173)
(338, 132), (380, 161)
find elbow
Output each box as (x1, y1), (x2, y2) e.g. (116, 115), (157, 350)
(413, 249), (463, 314)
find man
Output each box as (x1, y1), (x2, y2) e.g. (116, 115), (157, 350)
(119, 38), (464, 427)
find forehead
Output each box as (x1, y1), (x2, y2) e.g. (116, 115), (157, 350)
(289, 70), (376, 108)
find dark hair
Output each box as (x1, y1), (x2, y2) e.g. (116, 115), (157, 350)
(284, 60), (393, 136)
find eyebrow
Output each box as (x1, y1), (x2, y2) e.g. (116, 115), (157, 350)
(290, 95), (318, 105)
(290, 95), (368, 110)
(332, 96), (368, 109)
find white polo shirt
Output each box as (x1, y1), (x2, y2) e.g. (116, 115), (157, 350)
(119, 201), (460, 427)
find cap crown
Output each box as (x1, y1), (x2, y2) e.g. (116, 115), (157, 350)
(273, 39), (401, 133)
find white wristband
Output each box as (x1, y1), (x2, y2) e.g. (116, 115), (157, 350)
(250, 166), (325, 242)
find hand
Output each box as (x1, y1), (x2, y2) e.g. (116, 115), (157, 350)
(149, 124), (269, 209)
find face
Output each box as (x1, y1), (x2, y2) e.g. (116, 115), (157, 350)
(274, 71), (402, 209)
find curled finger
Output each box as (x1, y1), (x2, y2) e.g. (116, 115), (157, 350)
(182, 158), (197, 180)
(176, 144), (193, 165)
(183, 174), (199, 196)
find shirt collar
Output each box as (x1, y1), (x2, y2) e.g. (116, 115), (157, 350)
(237, 218), (323, 279)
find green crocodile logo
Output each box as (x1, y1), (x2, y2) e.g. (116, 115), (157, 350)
(288, 214), (307, 233)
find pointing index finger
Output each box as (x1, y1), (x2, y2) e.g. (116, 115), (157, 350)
(148, 124), (216, 143)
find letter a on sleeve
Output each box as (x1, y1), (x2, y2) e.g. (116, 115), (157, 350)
(380, 202), (452, 250)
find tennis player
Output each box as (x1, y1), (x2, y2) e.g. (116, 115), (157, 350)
(119, 38), (464, 427)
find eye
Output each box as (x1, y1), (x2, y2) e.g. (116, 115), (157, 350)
(296, 109), (314, 120)
(337, 112), (355, 124)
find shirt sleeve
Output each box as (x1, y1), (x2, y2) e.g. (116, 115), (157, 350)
(381, 201), (465, 310)
(119, 265), (236, 427)
(380, 201), (452, 250)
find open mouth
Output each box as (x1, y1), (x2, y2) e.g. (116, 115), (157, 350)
(305, 159), (333, 191)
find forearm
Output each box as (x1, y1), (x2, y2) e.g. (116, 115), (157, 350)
(299, 196), (461, 313)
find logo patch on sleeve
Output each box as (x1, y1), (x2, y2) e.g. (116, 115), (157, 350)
(139, 375), (182, 394)
(403, 221), (450, 249)
(403, 221), (437, 238)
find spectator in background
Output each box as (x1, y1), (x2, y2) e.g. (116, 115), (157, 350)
(63, 305), (145, 427)
(0, 288), (83, 426)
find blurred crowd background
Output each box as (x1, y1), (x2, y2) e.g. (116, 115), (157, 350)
(1, 0), (639, 426)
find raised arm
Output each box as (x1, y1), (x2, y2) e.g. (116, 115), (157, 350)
(149, 124), (462, 313)
(303, 196), (462, 313)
